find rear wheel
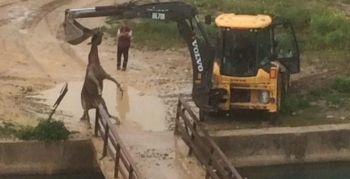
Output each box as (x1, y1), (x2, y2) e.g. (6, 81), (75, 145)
(199, 109), (228, 121)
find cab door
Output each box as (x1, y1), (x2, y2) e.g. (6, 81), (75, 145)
(273, 21), (300, 74)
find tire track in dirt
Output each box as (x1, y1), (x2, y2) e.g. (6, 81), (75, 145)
(0, 19), (10, 28)
(0, 38), (21, 75)
(0, 0), (29, 28)
(14, 38), (52, 80)
(13, 0), (74, 80)
(0, 0), (28, 9)
(23, 0), (73, 29)
(51, 18), (87, 70)
(290, 70), (339, 93)
(42, 16), (87, 71)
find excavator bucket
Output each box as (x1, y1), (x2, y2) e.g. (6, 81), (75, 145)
(63, 10), (97, 45)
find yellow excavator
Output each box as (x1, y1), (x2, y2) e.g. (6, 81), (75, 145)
(63, 1), (300, 121)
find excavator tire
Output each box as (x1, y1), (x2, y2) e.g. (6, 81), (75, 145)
(199, 109), (228, 122)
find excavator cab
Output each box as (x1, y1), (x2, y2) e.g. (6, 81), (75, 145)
(206, 13), (300, 116)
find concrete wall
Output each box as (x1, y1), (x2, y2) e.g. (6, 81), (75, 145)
(211, 124), (350, 167)
(174, 136), (207, 179)
(0, 139), (101, 175)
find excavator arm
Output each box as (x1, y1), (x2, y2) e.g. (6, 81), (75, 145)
(63, 1), (217, 112)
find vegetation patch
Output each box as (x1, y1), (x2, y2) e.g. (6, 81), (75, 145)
(103, 18), (186, 50)
(0, 118), (70, 143)
(0, 122), (18, 139)
(277, 76), (350, 127)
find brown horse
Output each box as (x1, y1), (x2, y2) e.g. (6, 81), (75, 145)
(80, 30), (123, 128)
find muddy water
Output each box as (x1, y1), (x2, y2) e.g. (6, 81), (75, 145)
(34, 82), (196, 179)
(34, 81), (168, 132)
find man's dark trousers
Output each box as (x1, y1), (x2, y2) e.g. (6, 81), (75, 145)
(117, 46), (129, 70)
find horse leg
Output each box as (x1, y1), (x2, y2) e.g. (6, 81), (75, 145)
(88, 70), (102, 96)
(101, 69), (123, 95)
(80, 96), (88, 121)
(100, 97), (121, 125)
(81, 95), (93, 129)
(86, 112), (92, 129)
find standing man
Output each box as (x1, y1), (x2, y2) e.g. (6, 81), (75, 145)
(117, 20), (132, 71)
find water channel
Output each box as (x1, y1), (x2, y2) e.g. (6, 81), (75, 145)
(239, 161), (350, 179)
(8, 161), (350, 179)
(2, 173), (105, 179)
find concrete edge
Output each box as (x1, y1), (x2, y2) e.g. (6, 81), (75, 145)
(0, 138), (101, 175)
(212, 125), (350, 168)
(91, 137), (116, 179)
(212, 123), (350, 137)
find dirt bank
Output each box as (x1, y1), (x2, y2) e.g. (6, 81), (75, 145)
(213, 123), (350, 167)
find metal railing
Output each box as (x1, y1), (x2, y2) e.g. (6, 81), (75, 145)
(94, 100), (144, 179)
(174, 96), (243, 179)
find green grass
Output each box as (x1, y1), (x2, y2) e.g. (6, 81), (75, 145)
(0, 118), (70, 143)
(104, 19), (186, 50)
(0, 122), (18, 139)
(279, 76), (350, 119)
(183, 0), (350, 51)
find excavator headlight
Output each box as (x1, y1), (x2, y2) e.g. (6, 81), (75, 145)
(259, 90), (270, 104)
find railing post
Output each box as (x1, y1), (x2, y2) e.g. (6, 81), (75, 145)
(129, 166), (134, 179)
(205, 172), (210, 179)
(114, 144), (121, 178)
(95, 108), (100, 137)
(188, 121), (197, 156)
(174, 98), (182, 136)
(102, 125), (109, 158)
(205, 147), (215, 178)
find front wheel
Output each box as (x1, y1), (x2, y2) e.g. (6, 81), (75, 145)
(199, 109), (227, 121)
(268, 112), (281, 125)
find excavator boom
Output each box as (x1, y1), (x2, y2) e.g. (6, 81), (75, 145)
(64, 1), (137, 45)
(64, 1), (201, 45)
